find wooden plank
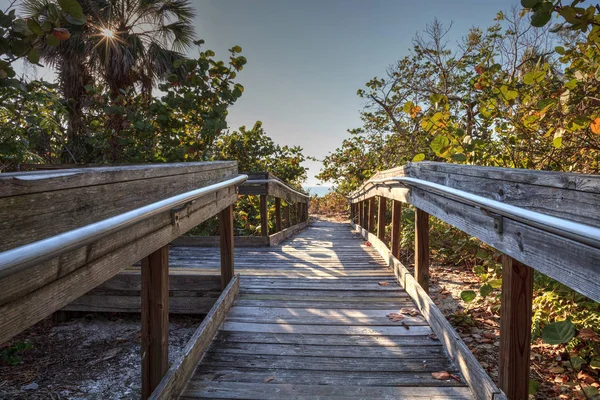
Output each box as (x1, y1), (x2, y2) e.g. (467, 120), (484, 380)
(499, 255), (533, 400)
(391, 200), (402, 258)
(182, 382), (473, 400)
(219, 205), (234, 290)
(0, 189), (238, 344)
(141, 245), (169, 400)
(213, 330), (442, 347)
(368, 197), (376, 233)
(354, 223), (502, 400)
(235, 299), (417, 309)
(275, 198), (282, 232)
(192, 367), (463, 387)
(222, 321), (433, 336)
(268, 221), (309, 246)
(0, 163), (237, 252)
(200, 352), (453, 372)
(148, 275), (240, 400)
(260, 194), (268, 237)
(415, 208), (430, 294)
(409, 186), (600, 303)
(377, 196), (387, 242)
(206, 341), (445, 359)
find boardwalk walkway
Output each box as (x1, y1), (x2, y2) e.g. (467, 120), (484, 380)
(172, 219), (472, 399)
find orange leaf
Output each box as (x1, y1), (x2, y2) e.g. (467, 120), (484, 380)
(432, 371), (451, 380)
(386, 313), (405, 322)
(264, 376), (275, 383)
(378, 281), (390, 286)
(591, 118), (600, 134)
(365, 241), (372, 246)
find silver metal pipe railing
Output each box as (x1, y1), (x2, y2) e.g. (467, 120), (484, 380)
(0, 174), (248, 279)
(244, 178), (310, 200)
(352, 176), (600, 251)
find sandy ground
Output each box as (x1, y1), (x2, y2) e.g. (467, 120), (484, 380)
(0, 314), (200, 400)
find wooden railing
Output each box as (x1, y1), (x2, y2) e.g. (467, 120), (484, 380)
(172, 171), (310, 247)
(0, 162), (247, 399)
(349, 162), (600, 400)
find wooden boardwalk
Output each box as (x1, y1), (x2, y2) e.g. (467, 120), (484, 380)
(173, 220), (472, 399)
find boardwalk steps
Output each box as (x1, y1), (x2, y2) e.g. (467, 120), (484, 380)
(176, 220), (474, 399)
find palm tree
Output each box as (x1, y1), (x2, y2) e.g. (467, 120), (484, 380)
(22, 0), (196, 161)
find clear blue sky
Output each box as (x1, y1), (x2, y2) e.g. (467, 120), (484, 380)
(3, 0), (520, 185)
(191, 0), (519, 185)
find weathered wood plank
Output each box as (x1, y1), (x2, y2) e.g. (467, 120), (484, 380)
(0, 163), (237, 252)
(415, 208), (430, 294)
(499, 255), (533, 400)
(391, 200), (402, 258)
(219, 205), (235, 290)
(378, 196), (387, 242)
(268, 221), (309, 246)
(222, 321), (433, 336)
(354, 223), (501, 400)
(141, 246), (170, 399)
(170, 236), (269, 247)
(148, 275), (240, 400)
(0, 189), (238, 344)
(181, 382), (473, 400)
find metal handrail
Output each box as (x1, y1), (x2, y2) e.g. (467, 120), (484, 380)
(244, 178), (310, 200)
(0, 174), (248, 279)
(353, 176), (600, 251)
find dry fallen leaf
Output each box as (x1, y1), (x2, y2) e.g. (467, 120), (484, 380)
(432, 371), (451, 380)
(365, 241), (372, 246)
(578, 328), (600, 342)
(428, 333), (439, 341)
(592, 118), (600, 135)
(386, 313), (405, 322)
(549, 366), (565, 374)
(450, 374), (462, 383)
(399, 308), (421, 317)
(378, 281), (390, 286)
(264, 376), (275, 383)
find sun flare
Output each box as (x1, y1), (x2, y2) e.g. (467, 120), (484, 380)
(102, 28), (114, 39)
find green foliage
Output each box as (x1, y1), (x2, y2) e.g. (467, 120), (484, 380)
(1, 341), (33, 366)
(542, 320), (576, 344)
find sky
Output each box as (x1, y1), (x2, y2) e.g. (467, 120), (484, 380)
(3, 0), (521, 186)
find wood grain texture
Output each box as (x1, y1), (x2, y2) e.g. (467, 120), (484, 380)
(148, 275), (240, 400)
(499, 255), (533, 400)
(275, 198), (282, 232)
(259, 195), (268, 237)
(415, 208), (430, 294)
(391, 200), (402, 259)
(141, 246), (169, 400)
(219, 205), (235, 290)
(377, 196), (387, 242)
(353, 223), (502, 400)
(368, 197), (376, 233)
(177, 220), (473, 399)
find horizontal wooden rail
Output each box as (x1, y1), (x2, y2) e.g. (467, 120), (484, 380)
(0, 162), (247, 400)
(349, 162), (600, 400)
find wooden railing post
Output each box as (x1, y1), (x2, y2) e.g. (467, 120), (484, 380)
(275, 198), (282, 232)
(361, 201), (367, 228)
(297, 202), (302, 223)
(141, 245), (169, 399)
(499, 254), (534, 400)
(358, 202), (363, 227)
(414, 208), (430, 293)
(368, 197), (376, 233)
(391, 200), (402, 259)
(260, 195), (268, 237)
(219, 205), (234, 290)
(284, 203), (290, 228)
(377, 197), (386, 242)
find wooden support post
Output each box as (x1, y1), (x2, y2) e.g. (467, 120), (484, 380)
(362, 201), (368, 228)
(260, 195), (268, 237)
(391, 200), (402, 259)
(275, 198), (282, 232)
(141, 245), (169, 400)
(304, 202), (309, 221)
(499, 254), (534, 400)
(219, 205), (234, 290)
(358, 202), (362, 227)
(368, 197), (376, 233)
(297, 202), (302, 224)
(414, 208), (430, 293)
(377, 196), (387, 242)
(284, 204), (290, 228)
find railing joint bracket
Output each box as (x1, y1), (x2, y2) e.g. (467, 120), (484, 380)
(481, 208), (503, 234)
